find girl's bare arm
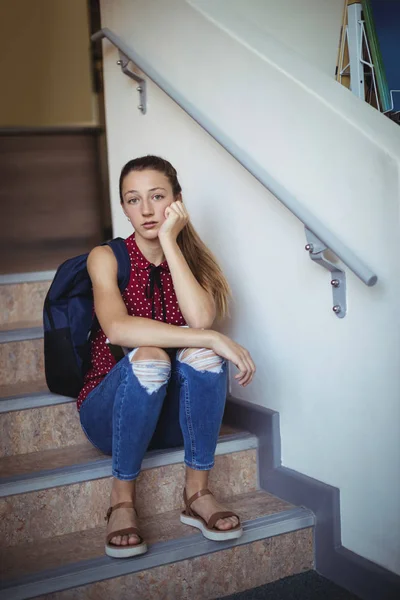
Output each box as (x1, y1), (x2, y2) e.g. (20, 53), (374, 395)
(161, 237), (215, 329)
(159, 202), (216, 329)
(88, 245), (213, 349)
(87, 246), (255, 385)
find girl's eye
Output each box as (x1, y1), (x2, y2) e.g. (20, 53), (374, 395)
(127, 198), (139, 204)
(153, 194), (164, 200)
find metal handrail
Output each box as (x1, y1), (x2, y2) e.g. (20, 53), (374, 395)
(92, 27), (378, 287)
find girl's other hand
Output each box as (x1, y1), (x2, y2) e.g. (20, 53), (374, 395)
(210, 332), (256, 387)
(158, 201), (188, 242)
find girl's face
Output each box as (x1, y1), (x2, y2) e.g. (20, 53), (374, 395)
(121, 169), (178, 240)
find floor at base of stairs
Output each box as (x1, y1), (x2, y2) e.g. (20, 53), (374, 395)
(216, 571), (361, 600)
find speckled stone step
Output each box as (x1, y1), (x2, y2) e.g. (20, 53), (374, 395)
(0, 276), (51, 327)
(0, 399), (84, 457)
(0, 334), (44, 388)
(0, 490), (314, 600)
(0, 378), (49, 399)
(0, 433), (258, 547)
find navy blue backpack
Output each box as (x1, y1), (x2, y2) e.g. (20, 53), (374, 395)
(43, 238), (131, 398)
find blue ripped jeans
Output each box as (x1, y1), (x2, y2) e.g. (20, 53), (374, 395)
(79, 348), (228, 480)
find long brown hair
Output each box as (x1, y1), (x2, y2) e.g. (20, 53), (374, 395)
(119, 155), (231, 318)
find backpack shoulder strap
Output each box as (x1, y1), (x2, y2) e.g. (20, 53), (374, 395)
(105, 237), (131, 293)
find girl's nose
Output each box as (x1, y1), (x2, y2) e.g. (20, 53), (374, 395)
(141, 199), (154, 216)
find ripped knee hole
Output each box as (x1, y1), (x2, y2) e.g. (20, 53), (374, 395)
(177, 348), (224, 373)
(129, 349), (171, 393)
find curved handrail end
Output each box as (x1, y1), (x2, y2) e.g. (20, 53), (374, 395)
(91, 29), (107, 42)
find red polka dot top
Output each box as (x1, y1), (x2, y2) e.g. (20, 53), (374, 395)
(77, 233), (186, 410)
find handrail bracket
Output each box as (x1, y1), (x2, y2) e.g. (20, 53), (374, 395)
(305, 228), (347, 318)
(117, 50), (147, 114)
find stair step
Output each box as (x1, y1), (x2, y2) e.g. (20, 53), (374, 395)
(0, 424), (244, 483)
(0, 271), (55, 285)
(0, 434), (258, 546)
(0, 322), (43, 342)
(0, 396), (83, 457)
(0, 389), (72, 412)
(0, 491), (314, 600)
(0, 277), (51, 327)
(0, 337), (44, 387)
(0, 379), (49, 400)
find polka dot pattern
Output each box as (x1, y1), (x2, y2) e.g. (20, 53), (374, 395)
(77, 234), (186, 410)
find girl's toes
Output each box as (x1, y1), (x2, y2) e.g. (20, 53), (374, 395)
(218, 518), (231, 530)
(129, 534), (139, 545)
(113, 535), (122, 546)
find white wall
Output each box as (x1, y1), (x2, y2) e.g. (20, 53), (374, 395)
(100, 0), (400, 574)
(191, 0), (345, 76)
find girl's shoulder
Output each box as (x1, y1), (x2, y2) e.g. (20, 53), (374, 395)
(87, 245), (118, 284)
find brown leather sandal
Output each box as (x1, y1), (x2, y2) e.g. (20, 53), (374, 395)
(180, 489), (243, 541)
(105, 501), (148, 558)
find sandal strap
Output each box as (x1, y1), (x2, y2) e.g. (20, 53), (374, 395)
(207, 510), (241, 530)
(106, 527), (142, 545)
(184, 488), (212, 510)
(105, 501), (136, 523)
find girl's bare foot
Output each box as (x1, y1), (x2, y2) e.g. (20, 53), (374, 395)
(108, 477), (140, 546)
(107, 505), (141, 546)
(185, 467), (239, 530)
(185, 488), (239, 530)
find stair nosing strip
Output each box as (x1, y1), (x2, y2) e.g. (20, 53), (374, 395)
(0, 327), (43, 343)
(0, 507), (315, 600)
(0, 434), (258, 497)
(0, 392), (74, 413)
(0, 271), (55, 285)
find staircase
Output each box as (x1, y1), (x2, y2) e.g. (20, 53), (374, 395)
(0, 273), (315, 600)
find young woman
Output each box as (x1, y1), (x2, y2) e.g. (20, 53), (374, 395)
(78, 155), (256, 558)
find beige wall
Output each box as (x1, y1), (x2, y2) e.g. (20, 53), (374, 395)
(0, 0), (96, 127)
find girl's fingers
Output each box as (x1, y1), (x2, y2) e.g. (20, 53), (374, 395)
(171, 202), (184, 216)
(242, 355), (255, 385)
(233, 348), (255, 386)
(234, 357), (249, 385)
(233, 357), (246, 377)
(171, 201), (188, 221)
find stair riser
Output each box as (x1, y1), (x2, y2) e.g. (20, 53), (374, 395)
(0, 403), (83, 457)
(0, 282), (49, 327)
(0, 339), (44, 387)
(37, 529), (313, 600)
(1, 449), (257, 547)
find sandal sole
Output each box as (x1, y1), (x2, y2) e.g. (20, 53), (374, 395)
(180, 513), (243, 541)
(105, 542), (148, 558)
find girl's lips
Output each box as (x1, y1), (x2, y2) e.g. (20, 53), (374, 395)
(143, 222), (157, 229)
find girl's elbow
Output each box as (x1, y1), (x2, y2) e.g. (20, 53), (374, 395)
(187, 312), (215, 330)
(102, 321), (121, 346)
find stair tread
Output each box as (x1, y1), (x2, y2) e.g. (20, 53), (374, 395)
(0, 489), (294, 582)
(0, 442), (103, 478)
(0, 320), (42, 332)
(0, 424), (242, 480)
(0, 379), (49, 399)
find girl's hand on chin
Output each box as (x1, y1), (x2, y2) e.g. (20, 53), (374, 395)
(158, 201), (189, 242)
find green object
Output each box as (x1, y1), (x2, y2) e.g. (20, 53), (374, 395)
(362, 0), (391, 111)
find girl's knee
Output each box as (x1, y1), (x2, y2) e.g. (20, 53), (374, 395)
(130, 347), (170, 363)
(129, 347), (171, 394)
(177, 348), (224, 373)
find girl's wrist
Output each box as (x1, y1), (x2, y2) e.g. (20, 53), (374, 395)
(158, 234), (178, 250)
(199, 328), (217, 349)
